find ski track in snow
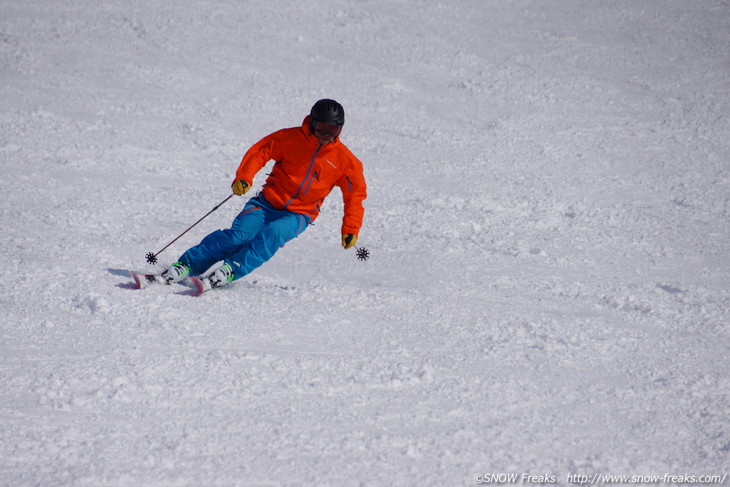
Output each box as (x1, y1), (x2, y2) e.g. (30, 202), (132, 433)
(1, 1), (728, 485)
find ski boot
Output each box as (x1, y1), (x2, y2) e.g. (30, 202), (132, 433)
(209, 263), (234, 288)
(190, 263), (235, 294)
(160, 262), (191, 284)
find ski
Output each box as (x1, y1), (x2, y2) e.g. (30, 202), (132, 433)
(130, 271), (167, 289)
(188, 276), (213, 296)
(129, 271), (221, 296)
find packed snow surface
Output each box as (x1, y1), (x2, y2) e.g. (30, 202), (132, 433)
(1, 1), (729, 486)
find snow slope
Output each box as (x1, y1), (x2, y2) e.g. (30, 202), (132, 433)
(1, 1), (728, 485)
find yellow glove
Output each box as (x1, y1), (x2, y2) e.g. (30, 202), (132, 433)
(342, 233), (357, 249)
(231, 180), (250, 195)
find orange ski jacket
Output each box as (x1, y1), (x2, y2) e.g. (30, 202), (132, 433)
(234, 116), (367, 235)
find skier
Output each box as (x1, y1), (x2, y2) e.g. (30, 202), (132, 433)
(160, 99), (367, 289)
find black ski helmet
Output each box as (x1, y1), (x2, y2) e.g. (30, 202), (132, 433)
(310, 99), (345, 126)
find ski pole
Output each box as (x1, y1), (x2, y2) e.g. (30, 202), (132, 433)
(145, 194), (235, 265)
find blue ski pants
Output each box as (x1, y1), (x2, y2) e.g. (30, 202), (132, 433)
(178, 196), (310, 280)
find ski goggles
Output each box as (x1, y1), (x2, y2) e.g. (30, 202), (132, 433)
(313, 121), (342, 139)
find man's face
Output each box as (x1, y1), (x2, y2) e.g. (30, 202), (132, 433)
(313, 121), (342, 144)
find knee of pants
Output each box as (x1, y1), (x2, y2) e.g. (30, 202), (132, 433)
(198, 228), (244, 252)
(268, 215), (309, 244)
(243, 219), (305, 258)
(230, 208), (265, 242)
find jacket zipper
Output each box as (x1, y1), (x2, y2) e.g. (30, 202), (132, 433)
(302, 171), (318, 196)
(283, 143), (322, 209)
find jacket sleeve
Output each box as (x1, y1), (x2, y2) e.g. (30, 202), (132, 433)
(338, 155), (367, 236)
(234, 130), (285, 184)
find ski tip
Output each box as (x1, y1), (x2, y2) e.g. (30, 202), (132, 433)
(188, 276), (212, 296)
(130, 271), (144, 289)
(188, 276), (204, 295)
